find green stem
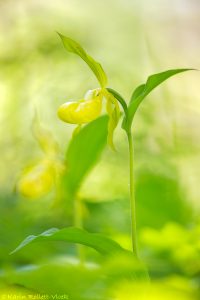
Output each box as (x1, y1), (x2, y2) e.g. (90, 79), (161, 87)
(127, 131), (139, 257)
(74, 196), (85, 265)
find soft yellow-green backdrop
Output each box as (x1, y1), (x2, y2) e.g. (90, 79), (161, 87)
(0, 0), (200, 298)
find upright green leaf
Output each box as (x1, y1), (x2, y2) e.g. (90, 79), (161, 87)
(58, 33), (107, 87)
(64, 115), (108, 196)
(123, 69), (193, 131)
(11, 227), (126, 256)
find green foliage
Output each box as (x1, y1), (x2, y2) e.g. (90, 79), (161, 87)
(11, 227), (126, 256)
(123, 69), (193, 132)
(5, 255), (148, 299)
(63, 115), (108, 196)
(136, 167), (193, 229)
(58, 33), (107, 87)
(140, 222), (200, 276)
(7, 263), (103, 299)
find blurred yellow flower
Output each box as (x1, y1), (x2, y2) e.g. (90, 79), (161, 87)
(17, 112), (66, 200)
(17, 159), (55, 199)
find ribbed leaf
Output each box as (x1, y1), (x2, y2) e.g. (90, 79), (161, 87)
(11, 227), (125, 256)
(123, 69), (193, 131)
(64, 115), (108, 196)
(58, 33), (107, 87)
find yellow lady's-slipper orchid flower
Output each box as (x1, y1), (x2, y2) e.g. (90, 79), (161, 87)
(17, 115), (66, 200)
(57, 89), (103, 125)
(17, 159), (55, 199)
(57, 88), (120, 149)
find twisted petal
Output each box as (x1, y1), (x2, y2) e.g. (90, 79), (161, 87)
(105, 91), (120, 150)
(32, 111), (60, 157)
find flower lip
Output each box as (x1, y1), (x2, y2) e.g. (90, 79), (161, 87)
(58, 89), (103, 125)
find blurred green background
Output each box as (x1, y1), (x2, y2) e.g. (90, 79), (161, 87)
(0, 0), (200, 299)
